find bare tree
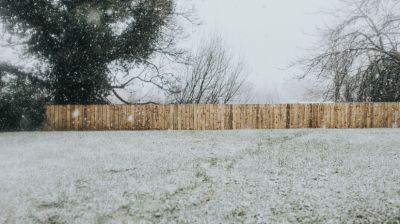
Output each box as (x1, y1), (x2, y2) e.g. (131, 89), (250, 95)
(298, 0), (400, 102)
(108, 4), (198, 105)
(109, 58), (182, 104)
(170, 36), (249, 104)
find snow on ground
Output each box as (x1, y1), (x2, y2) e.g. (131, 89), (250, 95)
(0, 130), (400, 224)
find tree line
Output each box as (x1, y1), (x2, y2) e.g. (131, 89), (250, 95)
(1, 0), (400, 131)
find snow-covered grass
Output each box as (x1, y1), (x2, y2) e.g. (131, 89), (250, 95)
(0, 130), (400, 224)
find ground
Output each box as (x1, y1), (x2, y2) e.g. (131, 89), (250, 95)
(0, 130), (400, 224)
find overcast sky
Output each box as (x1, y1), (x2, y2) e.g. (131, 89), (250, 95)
(180, 0), (341, 103)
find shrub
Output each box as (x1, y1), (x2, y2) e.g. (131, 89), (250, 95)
(0, 67), (49, 131)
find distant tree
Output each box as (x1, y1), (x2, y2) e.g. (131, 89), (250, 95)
(170, 37), (249, 104)
(0, 0), (184, 104)
(298, 0), (400, 102)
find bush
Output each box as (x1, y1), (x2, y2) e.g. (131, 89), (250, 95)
(0, 67), (49, 131)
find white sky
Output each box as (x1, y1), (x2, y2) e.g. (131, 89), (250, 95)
(180, 0), (340, 103)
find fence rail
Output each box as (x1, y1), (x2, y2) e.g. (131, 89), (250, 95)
(45, 103), (400, 130)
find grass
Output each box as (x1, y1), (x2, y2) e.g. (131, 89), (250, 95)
(0, 129), (400, 223)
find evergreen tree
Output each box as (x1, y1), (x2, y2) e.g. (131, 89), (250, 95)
(0, 0), (176, 104)
(358, 57), (400, 102)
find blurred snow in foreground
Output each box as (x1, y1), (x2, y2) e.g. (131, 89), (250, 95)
(0, 130), (399, 223)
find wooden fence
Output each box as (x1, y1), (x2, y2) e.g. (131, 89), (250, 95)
(45, 103), (400, 130)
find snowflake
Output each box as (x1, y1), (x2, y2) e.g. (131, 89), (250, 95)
(86, 9), (101, 26)
(105, 9), (113, 16)
(72, 109), (80, 118)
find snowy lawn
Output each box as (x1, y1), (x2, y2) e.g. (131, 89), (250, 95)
(0, 130), (400, 224)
